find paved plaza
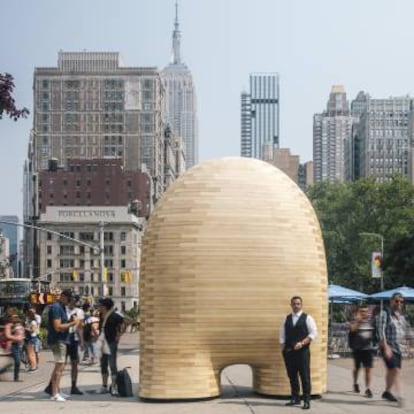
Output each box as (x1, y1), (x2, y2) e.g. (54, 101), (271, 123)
(1, 332), (413, 413)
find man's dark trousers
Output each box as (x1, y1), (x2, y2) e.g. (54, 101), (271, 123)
(283, 346), (311, 401)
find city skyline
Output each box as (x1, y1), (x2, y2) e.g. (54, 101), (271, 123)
(3, 0), (414, 215)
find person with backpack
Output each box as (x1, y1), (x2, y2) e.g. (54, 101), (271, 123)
(348, 304), (375, 398)
(377, 292), (411, 406)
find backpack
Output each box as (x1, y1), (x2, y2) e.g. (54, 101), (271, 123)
(116, 368), (133, 397)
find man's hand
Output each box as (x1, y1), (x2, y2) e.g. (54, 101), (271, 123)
(293, 341), (304, 350)
(383, 343), (393, 360)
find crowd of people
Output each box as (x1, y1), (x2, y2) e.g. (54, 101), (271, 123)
(279, 292), (411, 410)
(348, 292), (411, 406)
(0, 290), (412, 408)
(0, 289), (126, 402)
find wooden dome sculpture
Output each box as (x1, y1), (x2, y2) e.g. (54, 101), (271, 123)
(139, 157), (328, 400)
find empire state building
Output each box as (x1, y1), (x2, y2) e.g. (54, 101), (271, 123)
(162, 2), (198, 169)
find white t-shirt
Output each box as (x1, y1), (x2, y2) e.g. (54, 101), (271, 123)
(67, 307), (85, 340)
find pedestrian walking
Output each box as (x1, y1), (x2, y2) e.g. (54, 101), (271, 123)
(378, 292), (411, 405)
(280, 296), (317, 410)
(348, 304), (375, 397)
(2, 309), (25, 382)
(24, 307), (40, 372)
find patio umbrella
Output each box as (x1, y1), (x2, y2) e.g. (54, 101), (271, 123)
(328, 284), (368, 303)
(369, 285), (414, 301)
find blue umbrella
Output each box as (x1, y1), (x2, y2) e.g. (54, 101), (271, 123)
(369, 285), (414, 301)
(328, 284), (368, 302)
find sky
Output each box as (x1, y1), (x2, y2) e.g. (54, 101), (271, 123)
(2, 0), (414, 217)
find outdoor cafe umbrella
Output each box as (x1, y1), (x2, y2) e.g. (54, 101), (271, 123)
(327, 284), (367, 357)
(369, 285), (414, 301)
(328, 284), (368, 303)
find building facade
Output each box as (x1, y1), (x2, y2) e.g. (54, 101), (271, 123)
(24, 50), (176, 282)
(37, 158), (152, 217)
(161, 3), (198, 169)
(31, 51), (165, 199)
(267, 148), (300, 183)
(0, 215), (19, 277)
(313, 85), (352, 183)
(352, 94), (412, 181)
(240, 73), (280, 160)
(37, 206), (143, 311)
(0, 232), (11, 278)
(164, 125), (186, 190)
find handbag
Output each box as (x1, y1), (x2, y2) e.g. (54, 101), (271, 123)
(96, 332), (111, 356)
(95, 308), (114, 358)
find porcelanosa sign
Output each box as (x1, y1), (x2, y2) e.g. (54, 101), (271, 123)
(42, 207), (130, 223)
(58, 210), (116, 218)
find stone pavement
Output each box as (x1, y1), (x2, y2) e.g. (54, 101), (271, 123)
(0, 332), (413, 413)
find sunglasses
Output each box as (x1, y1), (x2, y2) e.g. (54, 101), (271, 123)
(394, 299), (404, 304)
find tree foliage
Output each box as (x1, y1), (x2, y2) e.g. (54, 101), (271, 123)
(0, 72), (29, 121)
(307, 177), (414, 292)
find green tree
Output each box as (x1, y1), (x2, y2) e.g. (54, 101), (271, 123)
(307, 177), (414, 292)
(0, 73), (29, 120)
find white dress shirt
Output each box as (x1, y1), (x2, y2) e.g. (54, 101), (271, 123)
(279, 310), (318, 345)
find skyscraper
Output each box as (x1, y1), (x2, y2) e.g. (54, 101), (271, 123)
(240, 73), (280, 160)
(313, 85), (352, 183)
(29, 51), (165, 199)
(24, 51), (170, 282)
(162, 2), (198, 170)
(352, 94), (412, 181)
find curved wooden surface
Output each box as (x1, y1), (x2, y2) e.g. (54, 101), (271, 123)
(139, 157), (328, 400)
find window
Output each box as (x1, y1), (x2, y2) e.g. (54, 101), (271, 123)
(121, 287), (126, 297)
(47, 232), (52, 241)
(121, 259), (126, 268)
(108, 286), (113, 296)
(120, 232), (126, 241)
(60, 245), (74, 255)
(47, 245), (52, 254)
(121, 246), (126, 255)
(60, 259), (74, 268)
(104, 232), (114, 241)
(47, 259), (52, 268)
(104, 245), (113, 255)
(79, 232), (94, 241)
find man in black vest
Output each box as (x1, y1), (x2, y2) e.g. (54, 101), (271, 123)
(280, 296), (317, 410)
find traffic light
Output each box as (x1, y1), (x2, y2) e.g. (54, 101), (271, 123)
(121, 271), (132, 283)
(72, 269), (79, 282)
(371, 252), (382, 278)
(103, 267), (108, 282)
(126, 271), (132, 283)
